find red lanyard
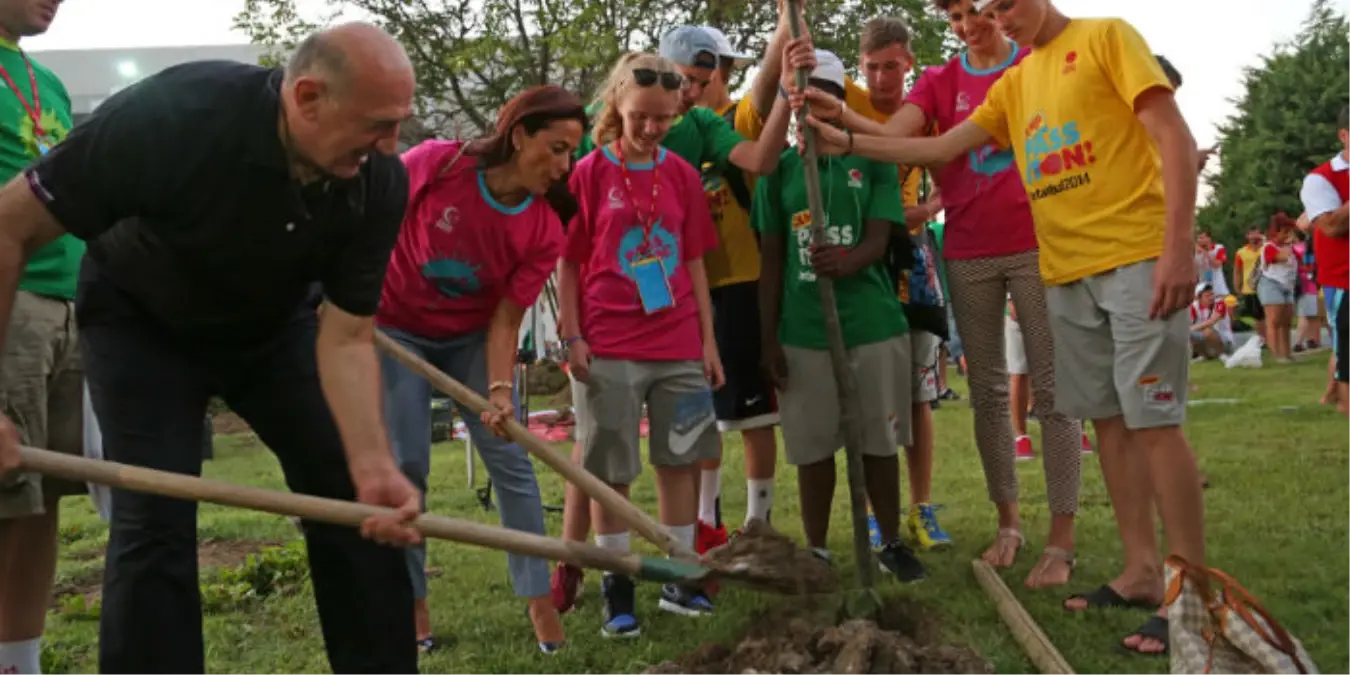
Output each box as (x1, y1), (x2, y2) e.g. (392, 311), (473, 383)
(612, 142), (661, 253)
(0, 52), (43, 139)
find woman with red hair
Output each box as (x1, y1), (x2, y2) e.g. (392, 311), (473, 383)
(1258, 212), (1300, 362)
(377, 85), (587, 654)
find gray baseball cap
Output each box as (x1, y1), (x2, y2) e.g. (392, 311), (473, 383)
(658, 26), (720, 69)
(701, 26), (755, 67)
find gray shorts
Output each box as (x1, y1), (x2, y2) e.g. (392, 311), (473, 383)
(910, 330), (941, 403)
(1256, 277), (1295, 306)
(576, 358), (718, 485)
(1045, 260), (1188, 430)
(778, 335), (911, 466)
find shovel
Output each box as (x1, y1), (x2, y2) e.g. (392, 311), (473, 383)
(373, 329), (696, 562)
(785, 0), (882, 618)
(17, 446), (707, 584)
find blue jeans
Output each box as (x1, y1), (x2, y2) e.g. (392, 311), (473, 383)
(379, 327), (550, 600)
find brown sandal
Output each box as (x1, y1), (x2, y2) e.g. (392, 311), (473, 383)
(1025, 546), (1075, 589)
(982, 528), (1025, 568)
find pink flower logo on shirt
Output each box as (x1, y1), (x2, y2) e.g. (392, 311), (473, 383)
(617, 220), (679, 279)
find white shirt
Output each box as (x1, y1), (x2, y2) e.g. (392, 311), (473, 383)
(1300, 153), (1348, 222)
(1195, 243), (1230, 296)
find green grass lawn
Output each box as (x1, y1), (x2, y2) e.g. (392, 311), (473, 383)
(40, 355), (1349, 673)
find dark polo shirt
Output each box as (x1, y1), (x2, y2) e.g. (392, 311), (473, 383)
(23, 59), (408, 341)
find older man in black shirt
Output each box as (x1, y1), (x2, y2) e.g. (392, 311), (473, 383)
(0, 22), (422, 673)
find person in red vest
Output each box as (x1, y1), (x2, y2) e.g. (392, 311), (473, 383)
(1299, 104), (1349, 416)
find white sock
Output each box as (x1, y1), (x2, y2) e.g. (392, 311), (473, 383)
(594, 531), (630, 553)
(669, 523), (696, 553)
(698, 469), (721, 525)
(0, 638), (42, 674)
(746, 479), (774, 524)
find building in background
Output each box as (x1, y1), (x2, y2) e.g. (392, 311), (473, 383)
(29, 44), (268, 125)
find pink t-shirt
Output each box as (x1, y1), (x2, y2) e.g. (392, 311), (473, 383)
(906, 45), (1037, 260)
(377, 140), (564, 339)
(565, 145), (717, 361)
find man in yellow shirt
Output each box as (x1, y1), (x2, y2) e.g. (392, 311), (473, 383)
(1233, 226), (1267, 334)
(843, 16), (952, 552)
(688, 24), (786, 553)
(802, 0), (1205, 657)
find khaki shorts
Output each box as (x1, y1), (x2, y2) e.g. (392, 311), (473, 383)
(0, 291), (85, 519)
(778, 335), (912, 466)
(1045, 260), (1188, 429)
(576, 358), (718, 485)
(1005, 316), (1028, 375)
(910, 330), (941, 403)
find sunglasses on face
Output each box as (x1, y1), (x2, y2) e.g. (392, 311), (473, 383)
(632, 68), (684, 91)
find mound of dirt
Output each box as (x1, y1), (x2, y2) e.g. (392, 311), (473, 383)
(526, 360), (569, 396)
(701, 519), (838, 595)
(645, 597), (992, 675)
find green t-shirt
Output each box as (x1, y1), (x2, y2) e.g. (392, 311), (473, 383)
(576, 105), (744, 171)
(753, 150), (909, 350)
(0, 41), (79, 300)
(927, 220), (949, 301)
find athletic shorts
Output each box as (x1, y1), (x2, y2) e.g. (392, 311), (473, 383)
(1296, 292), (1320, 318)
(1329, 287), (1348, 384)
(1045, 260), (1188, 430)
(1239, 293), (1265, 321)
(910, 330), (941, 403)
(1004, 316), (1028, 375)
(778, 335), (911, 466)
(575, 358), (719, 485)
(710, 281), (778, 431)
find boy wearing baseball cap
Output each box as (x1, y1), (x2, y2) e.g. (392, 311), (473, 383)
(754, 50), (925, 582)
(802, 0), (1206, 655)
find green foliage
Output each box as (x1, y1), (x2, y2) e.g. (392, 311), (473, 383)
(201, 540), (311, 613)
(1197, 0), (1349, 253)
(232, 0), (957, 137)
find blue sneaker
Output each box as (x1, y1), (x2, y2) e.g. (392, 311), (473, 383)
(867, 512), (882, 548)
(657, 583), (713, 616)
(908, 503), (953, 550)
(600, 574), (640, 638)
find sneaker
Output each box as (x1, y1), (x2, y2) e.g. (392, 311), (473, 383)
(877, 540), (926, 582)
(1080, 431), (1093, 454)
(1015, 435), (1035, 461)
(550, 561), (583, 614)
(810, 547), (833, 565)
(600, 574), (640, 638)
(866, 512), (882, 548)
(538, 641), (565, 654)
(658, 583), (713, 617)
(696, 520), (729, 555)
(907, 503), (953, 549)
(939, 388), (961, 401)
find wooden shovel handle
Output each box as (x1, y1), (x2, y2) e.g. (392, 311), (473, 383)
(18, 445), (644, 577)
(373, 329), (694, 560)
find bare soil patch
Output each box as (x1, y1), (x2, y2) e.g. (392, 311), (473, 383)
(52, 539), (278, 607)
(211, 412), (252, 435)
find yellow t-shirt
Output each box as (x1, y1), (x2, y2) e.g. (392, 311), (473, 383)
(702, 98), (763, 289)
(845, 78), (923, 208)
(967, 18), (1173, 286)
(1235, 244), (1261, 294)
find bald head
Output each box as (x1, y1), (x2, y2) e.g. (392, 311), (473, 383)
(285, 21), (413, 96)
(281, 21), (415, 180)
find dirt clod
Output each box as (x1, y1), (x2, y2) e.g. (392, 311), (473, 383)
(701, 519), (838, 595)
(644, 596), (992, 675)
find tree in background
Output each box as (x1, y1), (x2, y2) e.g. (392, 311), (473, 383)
(233, 0), (956, 138)
(1197, 0), (1348, 253)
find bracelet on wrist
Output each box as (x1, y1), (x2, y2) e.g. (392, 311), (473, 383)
(488, 380), (514, 393)
(562, 335), (585, 347)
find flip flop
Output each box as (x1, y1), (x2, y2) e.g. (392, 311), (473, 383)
(1025, 546), (1075, 589)
(1062, 584), (1158, 612)
(1118, 615), (1169, 657)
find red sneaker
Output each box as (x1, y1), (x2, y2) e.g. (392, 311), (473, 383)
(696, 521), (729, 555)
(1015, 435), (1035, 461)
(550, 561), (583, 614)
(1081, 431), (1093, 454)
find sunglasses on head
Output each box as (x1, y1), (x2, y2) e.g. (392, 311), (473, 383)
(632, 68), (684, 91)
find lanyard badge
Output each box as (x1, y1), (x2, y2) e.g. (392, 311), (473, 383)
(0, 52), (50, 156)
(614, 142), (674, 314)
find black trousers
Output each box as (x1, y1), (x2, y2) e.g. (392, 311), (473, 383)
(77, 266), (416, 674)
